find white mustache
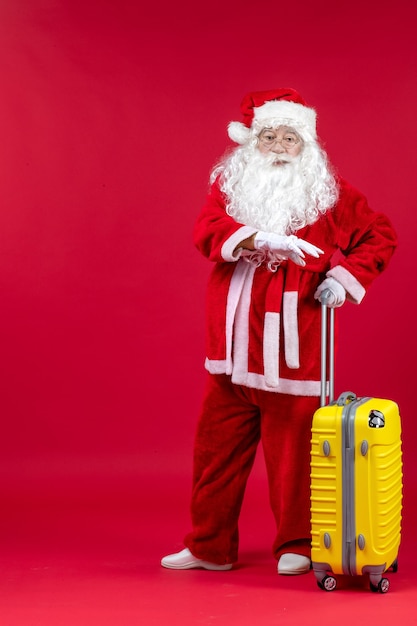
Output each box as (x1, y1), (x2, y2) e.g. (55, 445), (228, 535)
(260, 151), (295, 166)
(272, 154), (293, 164)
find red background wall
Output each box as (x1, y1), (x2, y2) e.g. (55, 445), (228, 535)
(0, 0), (415, 531)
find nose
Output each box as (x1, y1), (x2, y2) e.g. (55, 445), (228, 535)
(271, 140), (285, 154)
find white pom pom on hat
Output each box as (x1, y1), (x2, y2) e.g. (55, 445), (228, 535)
(227, 88), (317, 144)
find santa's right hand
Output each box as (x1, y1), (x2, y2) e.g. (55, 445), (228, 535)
(254, 232), (324, 266)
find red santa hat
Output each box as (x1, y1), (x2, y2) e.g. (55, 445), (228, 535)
(228, 88), (317, 144)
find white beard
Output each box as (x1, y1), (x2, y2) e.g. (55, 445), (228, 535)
(211, 141), (339, 235)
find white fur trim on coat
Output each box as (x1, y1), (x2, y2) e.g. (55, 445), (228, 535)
(327, 265), (366, 304)
(263, 312), (280, 387)
(283, 291), (300, 369)
(205, 359), (326, 396)
(222, 260), (252, 374)
(221, 225), (258, 262)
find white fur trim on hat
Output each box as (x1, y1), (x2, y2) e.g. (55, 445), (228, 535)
(253, 100), (316, 136)
(228, 100), (317, 144)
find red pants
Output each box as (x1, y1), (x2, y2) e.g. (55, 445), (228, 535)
(184, 374), (320, 565)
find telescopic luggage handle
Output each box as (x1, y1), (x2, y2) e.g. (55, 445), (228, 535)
(320, 289), (335, 407)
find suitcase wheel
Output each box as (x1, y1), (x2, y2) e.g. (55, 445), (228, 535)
(318, 575), (337, 591)
(370, 577), (390, 594)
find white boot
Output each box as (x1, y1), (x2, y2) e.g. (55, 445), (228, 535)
(161, 548), (233, 571)
(277, 553), (311, 575)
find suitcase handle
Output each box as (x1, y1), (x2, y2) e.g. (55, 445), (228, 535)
(320, 289), (335, 407)
(320, 290), (357, 407)
(336, 391), (357, 406)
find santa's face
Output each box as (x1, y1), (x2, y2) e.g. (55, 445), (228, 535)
(257, 125), (303, 164)
(212, 125), (338, 237)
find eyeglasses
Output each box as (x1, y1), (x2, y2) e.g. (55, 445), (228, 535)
(258, 129), (302, 150)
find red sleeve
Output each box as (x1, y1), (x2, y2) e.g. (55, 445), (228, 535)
(327, 179), (398, 303)
(193, 179), (258, 263)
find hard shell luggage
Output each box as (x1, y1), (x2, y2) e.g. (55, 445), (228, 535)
(310, 292), (403, 593)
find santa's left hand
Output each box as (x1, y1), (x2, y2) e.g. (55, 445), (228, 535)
(314, 277), (346, 308)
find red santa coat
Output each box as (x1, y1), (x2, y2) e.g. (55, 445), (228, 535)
(193, 177), (397, 396)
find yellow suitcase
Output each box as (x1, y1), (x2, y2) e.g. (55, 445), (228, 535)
(310, 295), (403, 593)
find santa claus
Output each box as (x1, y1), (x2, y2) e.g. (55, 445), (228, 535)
(161, 89), (397, 575)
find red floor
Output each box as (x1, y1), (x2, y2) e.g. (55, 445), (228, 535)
(0, 458), (415, 626)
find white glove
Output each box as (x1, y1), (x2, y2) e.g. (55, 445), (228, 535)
(254, 232), (324, 267)
(314, 277), (346, 308)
